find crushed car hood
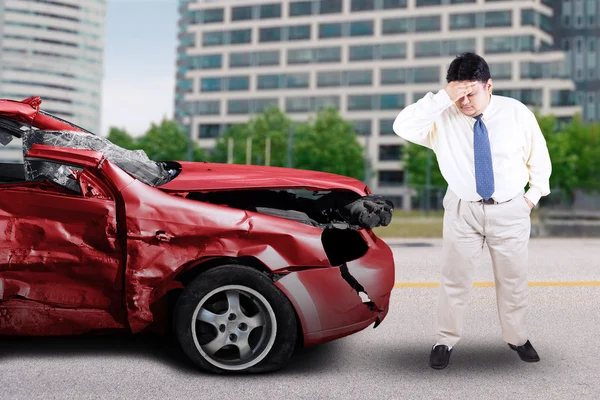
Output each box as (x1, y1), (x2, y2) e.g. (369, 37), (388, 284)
(159, 162), (369, 194)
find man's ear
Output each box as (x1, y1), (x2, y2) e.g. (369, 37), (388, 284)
(486, 78), (493, 94)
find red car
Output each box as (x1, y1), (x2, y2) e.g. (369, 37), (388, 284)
(0, 97), (395, 373)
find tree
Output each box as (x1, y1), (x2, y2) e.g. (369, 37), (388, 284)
(211, 106), (291, 166)
(293, 108), (365, 181)
(403, 144), (446, 188)
(106, 127), (137, 150)
(136, 118), (206, 162)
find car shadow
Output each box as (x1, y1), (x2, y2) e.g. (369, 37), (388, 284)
(0, 333), (198, 373)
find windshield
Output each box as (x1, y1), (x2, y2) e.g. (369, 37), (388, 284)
(21, 129), (180, 187)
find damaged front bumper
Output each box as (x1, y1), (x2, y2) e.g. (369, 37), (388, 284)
(274, 231), (394, 347)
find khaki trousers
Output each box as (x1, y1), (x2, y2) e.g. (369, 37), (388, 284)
(436, 189), (531, 347)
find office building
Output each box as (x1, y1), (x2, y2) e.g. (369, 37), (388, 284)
(552, 0), (600, 121)
(0, 0), (107, 162)
(175, 0), (579, 209)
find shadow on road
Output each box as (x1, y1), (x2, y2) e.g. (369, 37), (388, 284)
(378, 343), (520, 374)
(0, 333), (198, 373)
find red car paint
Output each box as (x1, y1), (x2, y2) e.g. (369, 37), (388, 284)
(0, 98), (395, 347)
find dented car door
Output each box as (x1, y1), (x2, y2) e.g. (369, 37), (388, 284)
(0, 161), (126, 335)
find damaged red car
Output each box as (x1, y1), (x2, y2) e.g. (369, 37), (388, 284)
(0, 97), (395, 373)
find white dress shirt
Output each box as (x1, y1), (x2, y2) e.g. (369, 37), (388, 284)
(393, 89), (552, 205)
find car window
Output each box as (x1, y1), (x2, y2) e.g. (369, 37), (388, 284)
(24, 159), (83, 195)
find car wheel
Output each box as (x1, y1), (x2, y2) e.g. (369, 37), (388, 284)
(174, 265), (298, 373)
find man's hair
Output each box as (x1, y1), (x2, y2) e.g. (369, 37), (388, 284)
(446, 52), (491, 83)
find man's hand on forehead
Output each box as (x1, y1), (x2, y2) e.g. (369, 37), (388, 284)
(444, 81), (478, 102)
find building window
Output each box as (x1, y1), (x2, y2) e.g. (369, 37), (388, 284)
(319, 23), (343, 38)
(347, 70), (373, 86)
(484, 36), (534, 54)
(259, 4), (281, 19)
(381, 68), (407, 84)
(230, 52), (252, 67)
(193, 101), (220, 115)
(379, 119), (395, 136)
(484, 11), (512, 27)
(414, 41), (441, 58)
(315, 47), (341, 62)
(383, 0), (407, 9)
(382, 18), (410, 34)
(202, 8), (224, 23)
(199, 124), (221, 138)
(380, 94), (405, 109)
(378, 170), (405, 186)
(314, 96), (340, 110)
(348, 95), (374, 111)
(201, 78), (221, 92)
(350, 21), (374, 36)
(379, 145), (403, 161)
(227, 76), (249, 91)
(380, 43), (407, 59)
(286, 97), (311, 113)
(521, 9), (536, 26)
(319, 0), (342, 14)
(230, 29), (252, 44)
(317, 71), (342, 87)
(290, 1), (313, 16)
(288, 48), (313, 64)
(415, 16), (441, 32)
(288, 25), (311, 40)
(352, 0), (375, 11)
(551, 90), (577, 106)
(352, 120), (372, 136)
(260, 27), (281, 42)
(416, 0), (441, 6)
(256, 51), (280, 66)
(232, 6), (253, 21)
(350, 45), (375, 61)
(450, 13), (477, 30)
(488, 62), (512, 80)
(228, 100), (250, 114)
(203, 31), (224, 46)
(286, 73), (310, 88)
(258, 74), (281, 90)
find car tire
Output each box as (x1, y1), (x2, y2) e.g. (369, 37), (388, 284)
(173, 264), (298, 374)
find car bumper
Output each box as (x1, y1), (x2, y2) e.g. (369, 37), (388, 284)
(274, 232), (395, 347)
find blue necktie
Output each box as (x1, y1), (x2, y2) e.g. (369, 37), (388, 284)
(473, 114), (495, 200)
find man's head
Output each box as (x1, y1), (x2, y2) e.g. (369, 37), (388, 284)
(446, 53), (493, 117)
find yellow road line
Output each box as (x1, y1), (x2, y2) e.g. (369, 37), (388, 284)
(394, 281), (600, 288)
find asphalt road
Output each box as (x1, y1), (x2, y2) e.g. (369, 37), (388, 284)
(1, 238), (599, 400)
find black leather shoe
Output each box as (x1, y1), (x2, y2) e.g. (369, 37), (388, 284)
(508, 340), (540, 362)
(429, 345), (452, 369)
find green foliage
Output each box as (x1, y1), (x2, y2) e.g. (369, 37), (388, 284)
(106, 127), (136, 150)
(293, 108), (365, 181)
(106, 119), (206, 162)
(211, 107), (366, 180)
(538, 114), (600, 201)
(403, 144), (446, 188)
(210, 106), (291, 166)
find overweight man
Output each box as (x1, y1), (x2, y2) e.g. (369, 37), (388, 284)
(393, 52), (552, 369)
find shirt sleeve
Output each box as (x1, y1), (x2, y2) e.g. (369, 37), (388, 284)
(392, 89), (454, 149)
(523, 110), (552, 205)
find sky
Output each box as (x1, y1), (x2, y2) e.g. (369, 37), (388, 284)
(101, 0), (178, 137)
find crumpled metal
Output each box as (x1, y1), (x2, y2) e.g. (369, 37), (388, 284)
(22, 129), (172, 187)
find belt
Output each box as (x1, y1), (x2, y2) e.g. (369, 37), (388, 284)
(475, 198), (512, 205)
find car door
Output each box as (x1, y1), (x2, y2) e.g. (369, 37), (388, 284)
(0, 159), (126, 335)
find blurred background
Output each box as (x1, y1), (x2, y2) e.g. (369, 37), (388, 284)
(0, 0), (599, 237)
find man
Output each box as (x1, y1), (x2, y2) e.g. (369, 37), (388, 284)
(393, 52), (551, 370)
